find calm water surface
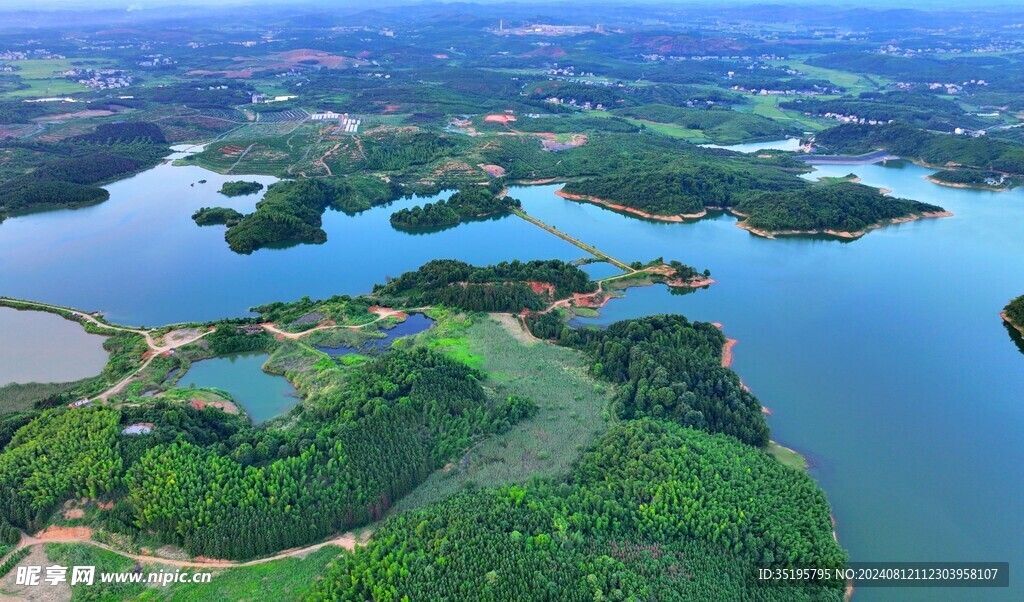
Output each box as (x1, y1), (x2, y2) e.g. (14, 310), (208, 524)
(533, 161), (1023, 601)
(177, 352), (297, 424)
(317, 313), (434, 356)
(0, 149), (1020, 599)
(0, 148), (579, 325)
(702, 137), (802, 152)
(0, 307), (109, 386)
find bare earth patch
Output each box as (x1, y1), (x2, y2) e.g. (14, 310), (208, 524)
(478, 164), (507, 177)
(0, 546), (71, 602)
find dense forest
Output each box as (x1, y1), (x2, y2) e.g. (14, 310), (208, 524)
(309, 420), (845, 601)
(561, 161), (802, 217)
(374, 259), (596, 311)
(781, 91), (979, 131)
(733, 182), (946, 234)
(217, 176), (401, 253)
(814, 123), (1024, 174)
(390, 187), (520, 230)
(219, 180), (265, 197)
(527, 313), (768, 446)
(0, 347), (536, 558)
(0, 122), (168, 221)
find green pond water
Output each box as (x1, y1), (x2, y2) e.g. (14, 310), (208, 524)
(0, 145), (1021, 599)
(0, 307), (109, 387)
(176, 352), (297, 424)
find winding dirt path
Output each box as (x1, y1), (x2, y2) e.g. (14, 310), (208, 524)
(260, 307), (431, 341)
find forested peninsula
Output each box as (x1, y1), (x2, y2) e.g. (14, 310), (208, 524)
(556, 154), (949, 236)
(0, 258), (846, 599)
(374, 259), (595, 311)
(731, 182), (950, 239)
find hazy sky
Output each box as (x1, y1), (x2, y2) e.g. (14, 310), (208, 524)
(0, 0), (1011, 10)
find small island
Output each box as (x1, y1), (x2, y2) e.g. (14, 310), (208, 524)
(218, 180), (265, 197)
(192, 206), (243, 226)
(389, 187), (520, 230)
(1002, 295), (1024, 336)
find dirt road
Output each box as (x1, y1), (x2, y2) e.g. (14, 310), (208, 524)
(10, 526), (364, 569)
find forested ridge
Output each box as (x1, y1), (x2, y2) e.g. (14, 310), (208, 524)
(307, 420), (845, 601)
(733, 182), (944, 234)
(780, 91), (978, 131)
(616, 103), (800, 142)
(562, 162), (801, 216)
(390, 187), (520, 230)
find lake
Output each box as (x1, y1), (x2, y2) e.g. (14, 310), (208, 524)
(535, 161), (1023, 601)
(177, 352), (298, 424)
(702, 137), (802, 153)
(0, 148), (1021, 599)
(0, 147), (579, 326)
(0, 307), (109, 387)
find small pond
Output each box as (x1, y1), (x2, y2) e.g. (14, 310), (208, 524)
(177, 352), (298, 424)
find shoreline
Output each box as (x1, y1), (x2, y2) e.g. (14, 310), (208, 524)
(721, 337), (738, 368)
(1001, 312), (1024, 336)
(924, 175), (1008, 192)
(731, 209), (953, 240)
(555, 189), (707, 222)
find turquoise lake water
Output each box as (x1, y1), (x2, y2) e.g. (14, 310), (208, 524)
(177, 352), (298, 424)
(0, 145), (1021, 599)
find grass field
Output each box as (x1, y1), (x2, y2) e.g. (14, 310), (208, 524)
(40, 543), (342, 601)
(391, 313), (614, 513)
(140, 547), (342, 601)
(765, 440), (809, 470)
(771, 58), (884, 96)
(0, 59), (111, 99)
(586, 110), (710, 141)
(0, 379), (87, 415)
(739, 95), (826, 132)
